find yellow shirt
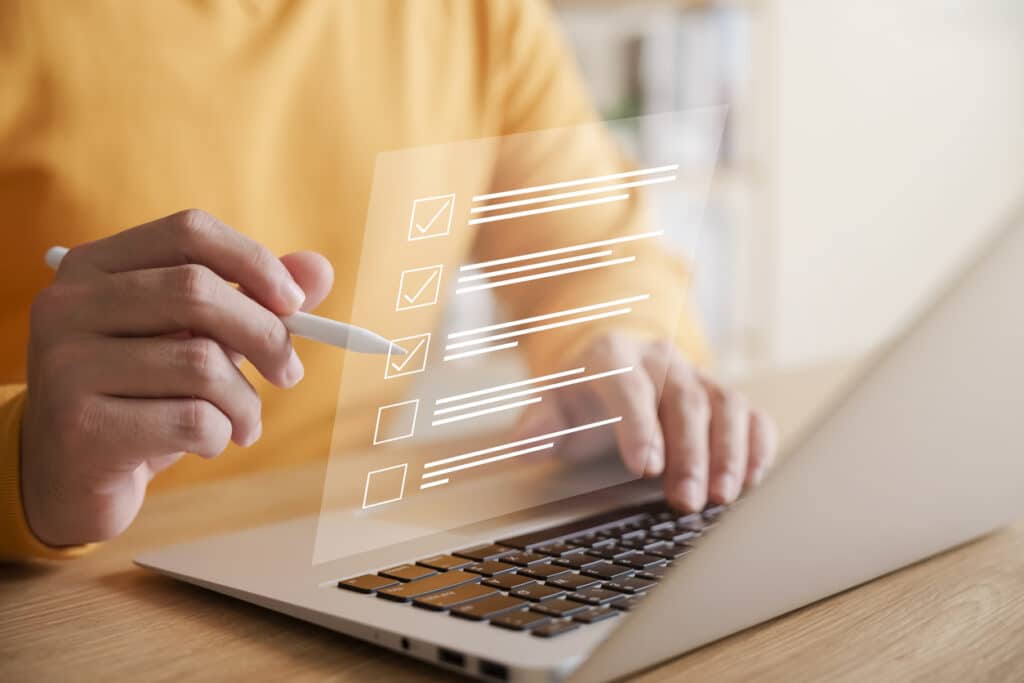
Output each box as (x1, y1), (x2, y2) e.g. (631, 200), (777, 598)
(0, 0), (706, 559)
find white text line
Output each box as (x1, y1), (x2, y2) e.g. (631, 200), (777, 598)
(421, 443), (555, 479)
(456, 257), (635, 295)
(467, 194), (629, 226)
(472, 164), (680, 202)
(460, 232), (663, 272)
(424, 417), (623, 469)
(430, 397), (541, 427)
(433, 367), (633, 416)
(471, 175), (676, 214)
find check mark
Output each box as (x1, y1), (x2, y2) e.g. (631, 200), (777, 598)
(391, 337), (426, 372)
(403, 269), (440, 304)
(396, 265), (443, 311)
(385, 333), (431, 379)
(415, 198), (452, 234)
(408, 194), (455, 242)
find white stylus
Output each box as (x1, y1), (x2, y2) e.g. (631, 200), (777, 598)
(44, 246), (401, 356)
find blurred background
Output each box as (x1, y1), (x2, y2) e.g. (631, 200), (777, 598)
(550, 0), (1024, 381)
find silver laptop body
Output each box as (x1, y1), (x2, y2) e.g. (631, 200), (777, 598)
(137, 207), (1024, 682)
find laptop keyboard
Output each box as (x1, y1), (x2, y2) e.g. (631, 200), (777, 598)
(338, 500), (727, 638)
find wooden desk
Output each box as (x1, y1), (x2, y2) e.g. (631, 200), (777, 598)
(3, 361), (1024, 681)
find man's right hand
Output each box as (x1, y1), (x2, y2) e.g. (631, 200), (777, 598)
(21, 209), (334, 547)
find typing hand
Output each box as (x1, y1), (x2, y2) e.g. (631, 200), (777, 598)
(21, 210), (334, 547)
(516, 332), (777, 512)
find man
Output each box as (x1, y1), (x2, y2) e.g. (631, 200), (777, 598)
(0, 1), (775, 560)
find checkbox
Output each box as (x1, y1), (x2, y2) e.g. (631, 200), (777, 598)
(362, 464), (408, 509)
(385, 333), (430, 380)
(373, 399), (419, 445)
(408, 194), (455, 241)
(395, 265), (444, 312)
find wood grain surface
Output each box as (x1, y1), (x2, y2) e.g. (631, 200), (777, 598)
(3, 361), (1023, 682)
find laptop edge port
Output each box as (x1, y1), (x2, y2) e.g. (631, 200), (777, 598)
(437, 647), (465, 668)
(480, 659), (509, 681)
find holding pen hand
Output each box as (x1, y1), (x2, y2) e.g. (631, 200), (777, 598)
(21, 209), (334, 547)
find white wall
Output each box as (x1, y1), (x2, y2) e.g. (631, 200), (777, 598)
(770, 0), (1024, 367)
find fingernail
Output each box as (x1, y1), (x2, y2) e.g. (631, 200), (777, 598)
(751, 467), (764, 486)
(643, 447), (664, 477)
(715, 473), (739, 502)
(285, 349), (304, 386)
(282, 280), (306, 311)
(680, 478), (704, 511)
(242, 421), (262, 447)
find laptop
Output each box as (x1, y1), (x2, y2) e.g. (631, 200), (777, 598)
(136, 205), (1024, 682)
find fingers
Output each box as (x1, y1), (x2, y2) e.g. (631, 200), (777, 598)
(80, 264), (303, 387)
(702, 376), (750, 505)
(72, 336), (262, 447)
(62, 209), (307, 315)
(659, 358), (711, 512)
(744, 409), (778, 489)
(587, 336), (664, 478)
(62, 396), (234, 469)
(280, 251), (335, 312)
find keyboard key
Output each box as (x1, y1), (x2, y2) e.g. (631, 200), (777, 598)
(580, 561), (633, 580)
(567, 533), (614, 548)
(530, 598), (587, 618)
(465, 561), (516, 577)
(534, 542), (582, 557)
(518, 563), (570, 580)
(337, 574), (399, 594)
(376, 570), (478, 602)
(647, 543), (691, 560)
(603, 577), (656, 594)
(453, 544), (513, 562)
(675, 512), (703, 526)
(650, 528), (698, 544)
(510, 583), (566, 602)
(611, 594), (647, 611)
(573, 606), (620, 624)
(491, 610), (551, 631)
(496, 504), (650, 549)
(567, 587), (624, 606)
(614, 553), (667, 570)
(637, 566), (669, 581)
(586, 543), (634, 561)
(702, 504), (728, 520)
(451, 594), (527, 621)
(501, 551), (549, 566)
(547, 574), (601, 591)
(379, 564), (437, 582)
(413, 583), (498, 611)
(417, 554), (472, 571)
(483, 574), (535, 591)
(676, 517), (711, 533)
(554, 554), (601, 570)
(531, 620), (580, 638)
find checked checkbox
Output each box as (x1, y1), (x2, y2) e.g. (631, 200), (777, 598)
(395, 264), (443, 312)
(407, 194), (455, 241)
(384, 333), (430, 380)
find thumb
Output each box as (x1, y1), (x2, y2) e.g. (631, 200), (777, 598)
(280, 251), (334, 312)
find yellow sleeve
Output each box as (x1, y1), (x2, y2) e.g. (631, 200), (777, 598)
(0, 386), (93, 561)
(476, 0), (710, 375)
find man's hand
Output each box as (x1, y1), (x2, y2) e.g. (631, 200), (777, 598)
(21, 209), (334, 547)
(517, 333), (777, 512)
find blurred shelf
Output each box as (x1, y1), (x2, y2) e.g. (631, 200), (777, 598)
(552, 0), (760, 10)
